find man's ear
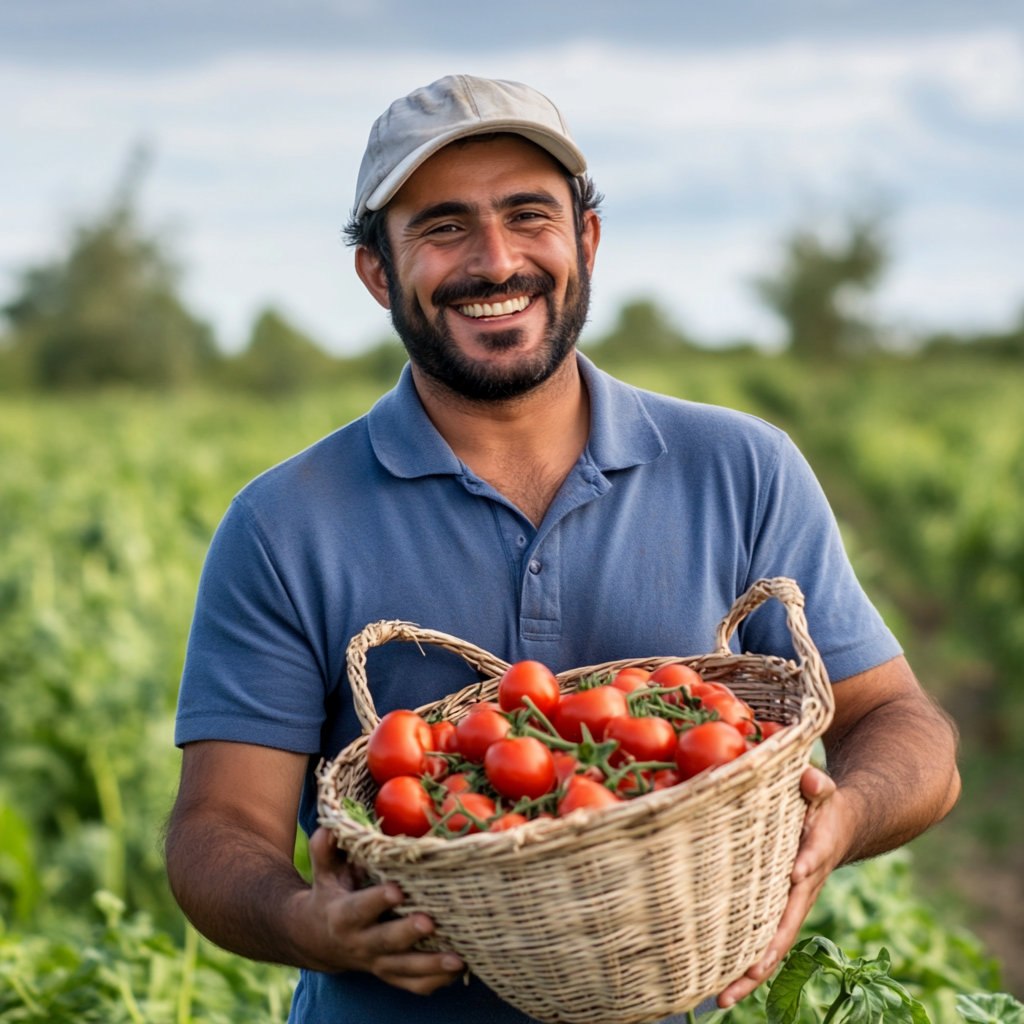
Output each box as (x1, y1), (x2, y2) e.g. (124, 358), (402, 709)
(581, 209), (601, 278)
(355, 246), (391, 310)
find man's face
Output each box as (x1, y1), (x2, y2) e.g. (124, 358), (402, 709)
(359, 135), (600, 401)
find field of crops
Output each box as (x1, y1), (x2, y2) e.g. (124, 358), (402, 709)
(2, 348), (1023, 1020)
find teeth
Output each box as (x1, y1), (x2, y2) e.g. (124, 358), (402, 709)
(457, 295), (531, 318)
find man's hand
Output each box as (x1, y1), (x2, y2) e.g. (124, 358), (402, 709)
(166, 741), (463, 994)
(719, 767), (847, 1007)
(287, 827), (463, 995)
(717, 654), (960, 1009)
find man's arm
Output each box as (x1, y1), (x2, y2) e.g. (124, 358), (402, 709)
(720, 653), (960, 1007)
(165, 740), (464, 994)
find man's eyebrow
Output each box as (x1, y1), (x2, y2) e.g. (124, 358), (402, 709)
(495, 191), (563, 211)
(405, 200), (476, 230)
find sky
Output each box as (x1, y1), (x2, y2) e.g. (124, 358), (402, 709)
(3, 2), (1024, 353)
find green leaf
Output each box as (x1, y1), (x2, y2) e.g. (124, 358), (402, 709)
(341, 796), (380, 830)
(767, 950), (823, 1024)
(956, 992), (1024, 1024)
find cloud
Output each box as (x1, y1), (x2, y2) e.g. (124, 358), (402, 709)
(2, 30), (1023, 351)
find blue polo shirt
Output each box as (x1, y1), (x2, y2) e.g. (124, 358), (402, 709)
(176, 353), (900, 1024)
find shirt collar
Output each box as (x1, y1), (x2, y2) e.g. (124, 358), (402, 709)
(367, 352), (666, 480)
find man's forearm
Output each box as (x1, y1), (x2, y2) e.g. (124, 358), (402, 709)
(826, 683), (960, 865)
(166, 813), (312, 966)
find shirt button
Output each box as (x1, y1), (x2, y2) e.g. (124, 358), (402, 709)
(517, 535), (526, 546)
(528, 559), (542, 575)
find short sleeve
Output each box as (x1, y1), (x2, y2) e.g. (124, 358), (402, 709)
(174, 497), (326, 752)
(737, 433), (902, 682)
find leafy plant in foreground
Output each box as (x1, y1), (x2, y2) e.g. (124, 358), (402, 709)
(766, 937), (928, 1024)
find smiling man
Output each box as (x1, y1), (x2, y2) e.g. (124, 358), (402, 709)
(166, 76), (960, 1024)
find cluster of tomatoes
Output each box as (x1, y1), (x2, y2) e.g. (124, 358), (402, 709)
(358, 660), (787, 839)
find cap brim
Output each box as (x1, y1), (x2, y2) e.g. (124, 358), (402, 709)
(362, 121), (588, 215)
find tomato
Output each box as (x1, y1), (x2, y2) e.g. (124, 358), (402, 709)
(489, 812), (529, 832)
(374, 776), (435, 837)
(675, 721), (747, 780)
(650, 663), (703, 704)
(653, 768), (681, 789)
(441, 792), (496, 833)
(690, 680), (732, 701)
(424, 755), (448, 780)
(611, 667), (651, 694)
(367, 710), (433, 784)
(615, 769), (652, 796)
(555, 686), (628, 743)
(758, 720), (787, 739)
(442, 773), (472, 795)
(552, 751), (580, 785)
(485, 737), (555, 800)
(454, 709), (511, 762)
(604, 715), (678, 765)
(466, 701), (502, 715)
(700, 691), (754, 731)
(429, 720), (458, 754)
(557, 775), (622, 814)
(498, 660), (561, 719)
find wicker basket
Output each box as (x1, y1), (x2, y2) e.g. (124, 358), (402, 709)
(317, 577), (834, 1024)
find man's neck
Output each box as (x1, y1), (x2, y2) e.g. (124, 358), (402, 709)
(409, 354), (590, 528)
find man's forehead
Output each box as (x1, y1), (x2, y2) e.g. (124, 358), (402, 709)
(391, 134), (570, 214)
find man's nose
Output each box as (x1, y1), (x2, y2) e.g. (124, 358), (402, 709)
(465, 219), (525, 283)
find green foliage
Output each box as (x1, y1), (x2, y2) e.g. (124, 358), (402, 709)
(956, 992), (1024, 1024)
(2, 174), (215, 390)
(0, 891), (295, 1022)
(219, 309), (341, 396)
(754, 214), (887, 360)
(585, 299), (696, 360)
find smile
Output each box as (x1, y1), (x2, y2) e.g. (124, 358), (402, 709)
(455, 295), (532, 319)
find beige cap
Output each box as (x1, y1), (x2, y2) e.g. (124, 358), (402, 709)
(353, 74), (587, 218)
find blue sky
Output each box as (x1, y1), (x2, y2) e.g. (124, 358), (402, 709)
(3, 2), (1024, 352)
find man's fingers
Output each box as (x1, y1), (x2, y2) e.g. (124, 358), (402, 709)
(339, 880), (406, 929)
(308, 827), (352, 884)
(800, 766), (836, 808)
(375, 950), (464, 980)
(362, 912), (439, 956)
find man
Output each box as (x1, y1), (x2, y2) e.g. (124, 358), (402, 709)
(166, 75), (960, 1023)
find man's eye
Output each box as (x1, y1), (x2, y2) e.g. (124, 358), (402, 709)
(427, 223), (461, 235)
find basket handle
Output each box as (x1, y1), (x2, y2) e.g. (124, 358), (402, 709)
(715, 577), (832, 708)
(345, 621), (512, 733)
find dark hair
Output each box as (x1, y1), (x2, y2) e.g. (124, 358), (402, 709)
(342, 148), (602, 280)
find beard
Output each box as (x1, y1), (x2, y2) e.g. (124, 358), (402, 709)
(387, 250), (591, 402)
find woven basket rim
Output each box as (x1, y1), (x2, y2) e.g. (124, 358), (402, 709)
(317, 576), (835, 857)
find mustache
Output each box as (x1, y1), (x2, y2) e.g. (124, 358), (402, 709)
(431, 272), (555, 309)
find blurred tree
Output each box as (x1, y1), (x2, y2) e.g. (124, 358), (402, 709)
(344, 338), (408, 386)
(587, 299), (696, 359)
(225, 308), (339, 395)
(1, 149), (216, 389)
(755, 214), (888, 360)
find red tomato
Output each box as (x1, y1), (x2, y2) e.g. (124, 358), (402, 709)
(604, 715), (678, 766)
(650, 663), (703, 704)
(498, 661), (561, 719)
(489, 812), (529, 832)
(758, 720), (787, 740)
(555, 686), (628, 743)
(653, 768), (681, 789)
(700, 691), (754, 731)
(557, 775), (623, 814)
(466, 701), (502, 716)
(675, 721), (747, 780)
(611, 667), (651, 694)
(424, 755), (448, 780)
(367, 710), (433, 784)
(485, 737), (556, 800)
(615, 769), (652, 796)
(552, 751), (580, 785)
(374, 776), (435, 837)
(455, 709), (511, 762)
(442, 773), (472, 795)
(441, 792), (496, 834)
(429, 720), (458, 753)
(689, 680), (730, 696)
